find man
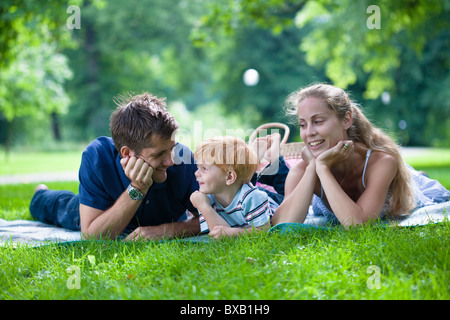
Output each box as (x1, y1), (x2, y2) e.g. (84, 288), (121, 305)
(30, 93), (200, 241)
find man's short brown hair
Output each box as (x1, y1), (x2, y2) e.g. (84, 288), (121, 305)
(110, 92), (178, 155)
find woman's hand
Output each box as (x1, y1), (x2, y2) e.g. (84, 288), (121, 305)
(316, 140), (353, 169)
(301, 145), (316, 165)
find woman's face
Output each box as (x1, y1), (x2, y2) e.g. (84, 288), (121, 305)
(297, 97), (350, 157)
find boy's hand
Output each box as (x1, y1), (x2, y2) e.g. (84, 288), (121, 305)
(209, 225), (242, 239)
(120, 156), (154, 195)
(190, 191), (210, 210)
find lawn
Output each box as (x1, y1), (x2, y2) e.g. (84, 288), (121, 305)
(0, 148), (449, 301)
(1, 215), (449, 300)
(0, 150), (82, 175)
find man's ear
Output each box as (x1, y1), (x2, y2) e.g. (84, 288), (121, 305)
(225, 170), (237, 185)
(120, 146), (133, 158)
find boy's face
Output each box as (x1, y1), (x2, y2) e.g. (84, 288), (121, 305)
(194, 163), (228, 194)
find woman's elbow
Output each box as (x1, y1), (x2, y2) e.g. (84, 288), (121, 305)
(339, 211), (378, 228)
(271, 207), (308, 226)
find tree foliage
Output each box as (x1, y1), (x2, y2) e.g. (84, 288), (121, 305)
(0, 0), (74, 150)
(1, 0), (449, 148)
(194, 0), (450, 146)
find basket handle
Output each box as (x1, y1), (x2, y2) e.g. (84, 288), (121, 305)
(249, 122), (290, 145)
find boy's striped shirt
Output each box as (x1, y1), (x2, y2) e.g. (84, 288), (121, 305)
(199, 183), (278, 234)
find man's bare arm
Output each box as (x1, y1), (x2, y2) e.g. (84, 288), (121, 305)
(80, 191), (143, 239)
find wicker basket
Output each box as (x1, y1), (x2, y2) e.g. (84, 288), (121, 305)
(249, 122), (304, 167)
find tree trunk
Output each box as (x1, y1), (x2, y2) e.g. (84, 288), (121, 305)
(4, 119), (13, 160)
(51, 112), (62, 141)
(85, 2), (100, 127)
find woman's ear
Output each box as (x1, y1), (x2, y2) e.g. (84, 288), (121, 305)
(343, 111), (353, 130)
(225, 170), (238, 185)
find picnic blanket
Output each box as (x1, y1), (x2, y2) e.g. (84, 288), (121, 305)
(1, 201), (448, 246)
(0, 219), (82, 246)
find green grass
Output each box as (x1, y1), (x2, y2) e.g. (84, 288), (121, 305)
(0, 150), (82, 175)
(0, 182), (78, 220)
(0, 147), (448, 177)
(402, 148), (450, 168)
(1, 222), (448, 300)
(0, 181), (449, 300)
(0, 148), (449, 300)
(403, 148), (450, 189)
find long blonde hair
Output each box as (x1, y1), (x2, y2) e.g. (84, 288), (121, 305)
(285, 83), (415, 216)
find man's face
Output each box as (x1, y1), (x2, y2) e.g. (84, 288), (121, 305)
(132, 136), (176, 183)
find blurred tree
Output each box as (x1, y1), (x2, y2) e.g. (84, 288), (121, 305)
(63, 0), (212, 140)
(194, 0), (450, 146)
(199, 25), (326, 133)
(191, 0), (325, 141)
(2, 0), (448, 149)
(0, 0), (74, 68)
(63, 0), (320, 141)
(0, 0), (74, 152)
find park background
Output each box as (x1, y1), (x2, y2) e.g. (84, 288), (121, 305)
(1, 0), (449, 155)
(1, 0), (449, 301)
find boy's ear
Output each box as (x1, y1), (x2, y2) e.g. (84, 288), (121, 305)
(225, 170), (237, 185)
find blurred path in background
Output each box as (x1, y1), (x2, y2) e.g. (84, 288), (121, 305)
(0, 147), (432, 185)
(0, 171), (78, 184)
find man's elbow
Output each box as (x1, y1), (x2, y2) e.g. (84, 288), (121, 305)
(81, 224), (116, 240)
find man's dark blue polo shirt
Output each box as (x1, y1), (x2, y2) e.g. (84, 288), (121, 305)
(78, 137), (199, 232)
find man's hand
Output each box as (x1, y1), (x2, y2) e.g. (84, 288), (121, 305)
(124, 225), (165, 241)
(124, 217), (201, 241)
(190, 191), (210, 210)
(120, 156), (154, 194)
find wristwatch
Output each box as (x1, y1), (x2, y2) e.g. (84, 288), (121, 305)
(127, 184), (145, 201)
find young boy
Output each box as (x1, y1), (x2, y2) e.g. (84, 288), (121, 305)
(190, 136), (279, 239)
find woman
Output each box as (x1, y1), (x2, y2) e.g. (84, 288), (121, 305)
(272, 84), (449, 227)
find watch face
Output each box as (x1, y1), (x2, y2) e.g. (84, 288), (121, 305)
(128, 185), (144, 200)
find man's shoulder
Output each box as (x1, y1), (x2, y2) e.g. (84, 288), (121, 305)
(82, 136), (118, 168)
(85, 136), (115, 152)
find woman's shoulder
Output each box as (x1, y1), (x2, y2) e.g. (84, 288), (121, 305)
(354, 143), (396, 164)
(364, 149), (398, 182)
(369, 149), (396, 165)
